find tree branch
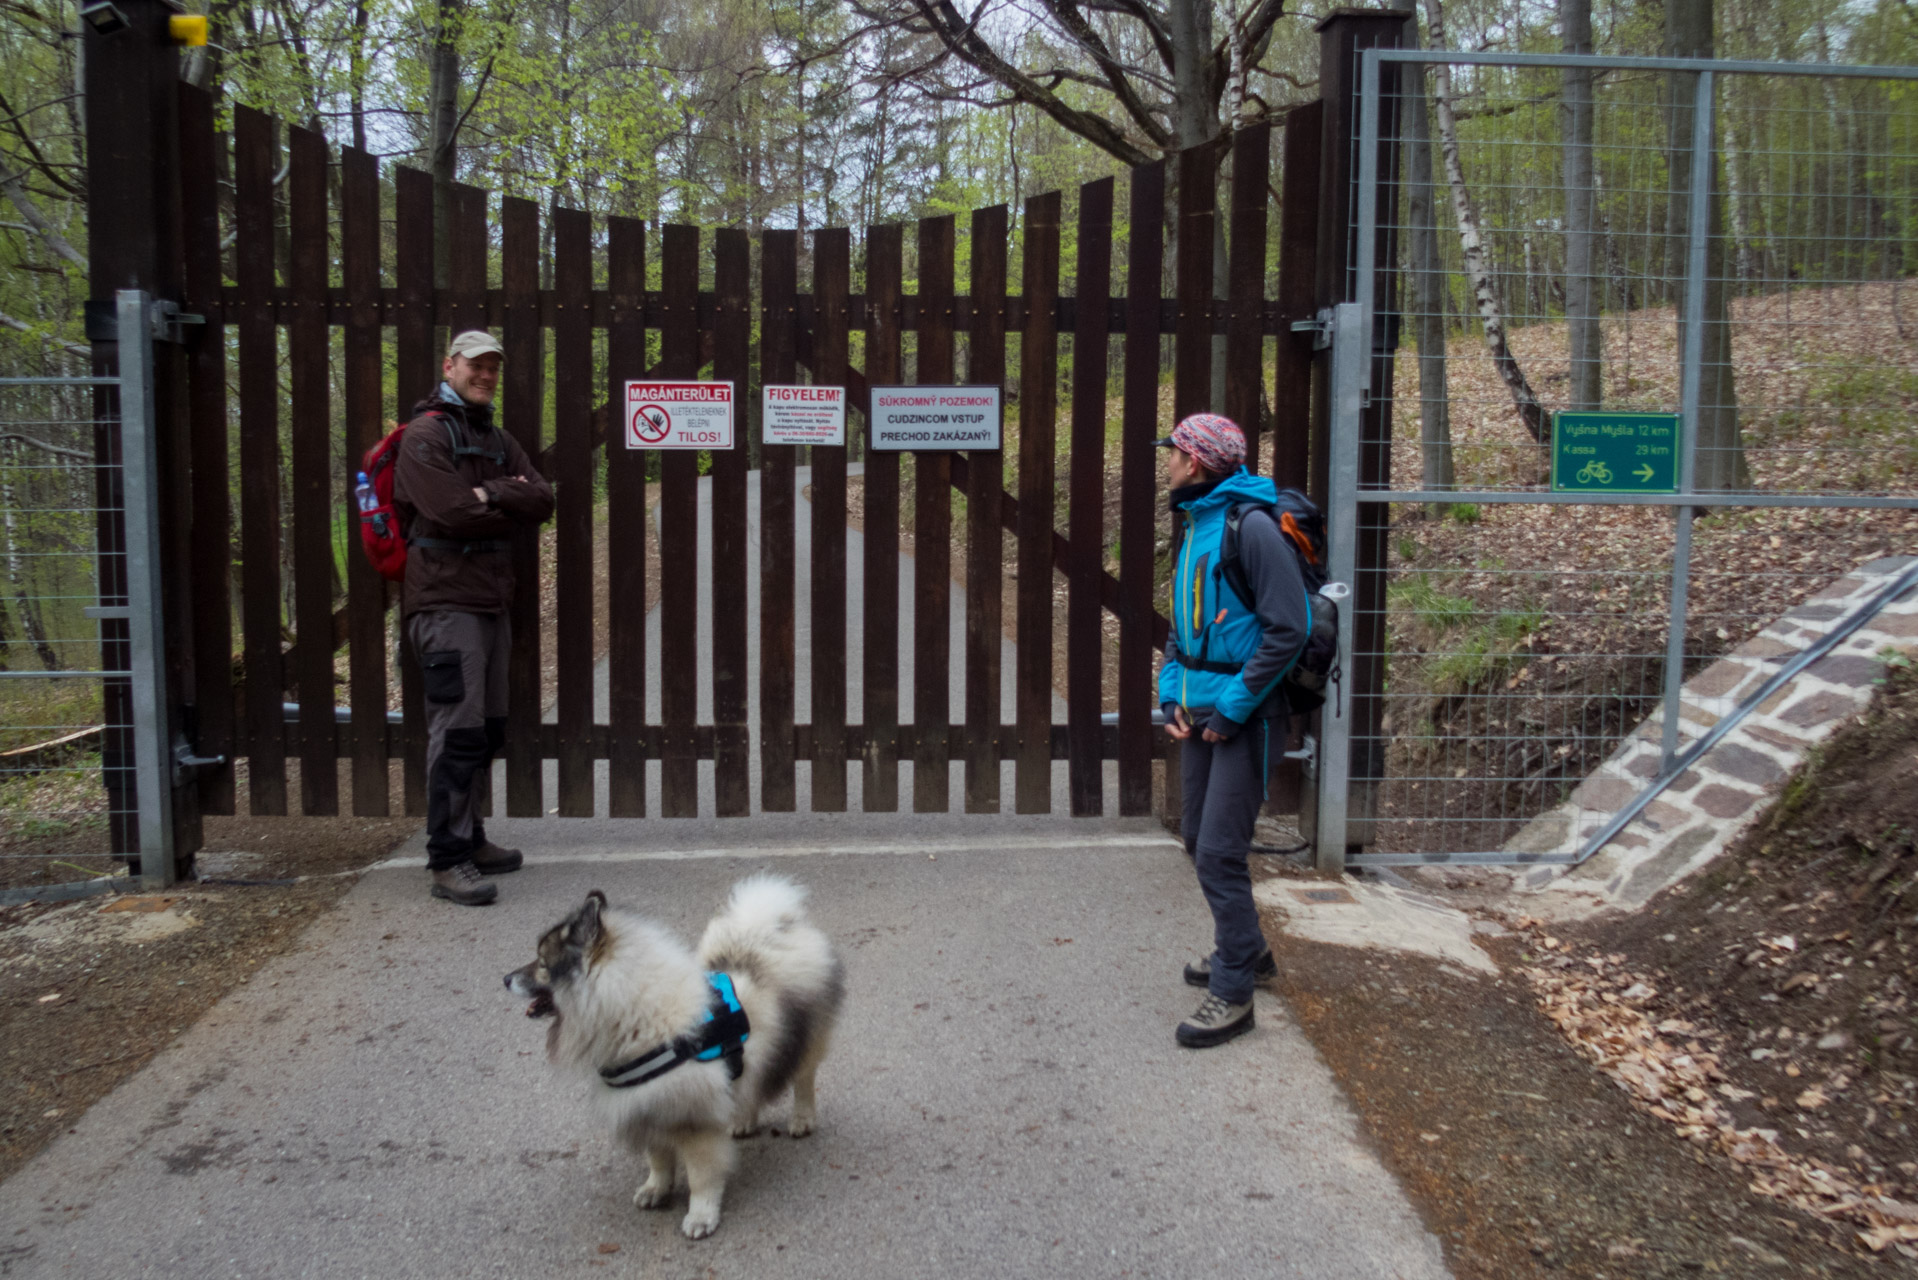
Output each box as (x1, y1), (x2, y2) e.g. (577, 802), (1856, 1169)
(906, 0), (1157, 165)
(0, 312), (87, 360)
(1046, 0), (1174, 147)
(0, 168), (83, 269)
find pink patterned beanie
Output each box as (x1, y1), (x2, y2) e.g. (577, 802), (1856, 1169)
(1153, 413), (1245, 476)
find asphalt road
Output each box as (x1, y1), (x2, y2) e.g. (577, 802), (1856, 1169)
(0, 840), (1452, 1279)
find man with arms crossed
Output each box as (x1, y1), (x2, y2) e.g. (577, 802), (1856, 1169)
(1157, 413), (1312, 1046)
(395, 330), (554, 905)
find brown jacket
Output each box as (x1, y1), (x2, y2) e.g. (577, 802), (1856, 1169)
(392, 389), (554, 616)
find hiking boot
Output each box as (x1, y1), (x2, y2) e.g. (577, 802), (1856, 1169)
(431, 861), (498, 906)
(1176, 992), (1255, 1048)
(471, 841), (523, 875)
(1183, 950), (1278, 989)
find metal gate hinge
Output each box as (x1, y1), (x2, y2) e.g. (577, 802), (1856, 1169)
(172, 736), (226, 787)
(1290, 308), (1335, 351)
(149, 300), (205, 345)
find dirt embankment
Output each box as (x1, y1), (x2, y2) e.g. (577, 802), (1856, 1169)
(1264, 659), (1918, 1277)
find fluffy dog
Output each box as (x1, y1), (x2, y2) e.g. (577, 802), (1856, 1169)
(504, 874), (844, 1239)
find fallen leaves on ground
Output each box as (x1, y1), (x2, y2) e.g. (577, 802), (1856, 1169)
(1513, 915), (1918, 1257)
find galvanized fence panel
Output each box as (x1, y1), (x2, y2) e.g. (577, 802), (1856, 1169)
(0, 294), (171, 900)
(0, 373), (132, 896)
(1321, 51), (1918, 866)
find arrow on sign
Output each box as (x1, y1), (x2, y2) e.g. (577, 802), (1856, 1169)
(1635, 464), (1656, 481)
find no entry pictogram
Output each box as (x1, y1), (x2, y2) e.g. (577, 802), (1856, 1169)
(623, 381), (735, 450)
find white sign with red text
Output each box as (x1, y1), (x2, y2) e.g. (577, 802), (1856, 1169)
(868, 385), (1002, 452)
(624, 380), (735, 450)
(761, 384), (846, 446)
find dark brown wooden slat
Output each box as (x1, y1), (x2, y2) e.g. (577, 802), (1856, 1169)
(1167, 145), (1220, 825)
(394, 166), (434, 815)
(658, 224), (700, 817)
(447, 183), (488, 330)
(1225, 123), (1295, 812)
(552, 205), (594, 817)
(1225, 124), (1271, 472)
(711, 227), (752, 817)
(1275, 102), (1320, 493)
(912, 214), (955, 814)
(1117, 163), (1167, 817)
(286, 125), (336, 816)
(809, 229), (851, 813)
(178, 85), (235, 815)
(606, 216), (648, 818)
(756, 229), (798, 813)
(499, 196), (544, 816)
(340, 145), (388, 818)
(1174, 145), (1218, 421)
(233, 105), (285, 816)
(963, 205), (1008, 814)
(1015, 191), (1061, 814)
(861, 224), (902, 812)
(1067, 178), (1113, 817)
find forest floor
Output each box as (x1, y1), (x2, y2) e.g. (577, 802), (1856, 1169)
(1257, 658), (1918, 1277)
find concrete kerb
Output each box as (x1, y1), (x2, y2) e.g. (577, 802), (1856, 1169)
(1506, 558), (1918, 918)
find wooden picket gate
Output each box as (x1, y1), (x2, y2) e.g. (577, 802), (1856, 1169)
(121, 1), (1437, 845)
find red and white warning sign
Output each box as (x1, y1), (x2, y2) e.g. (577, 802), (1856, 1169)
(761, 384), (845, 447)
(624, 381), (735, 450)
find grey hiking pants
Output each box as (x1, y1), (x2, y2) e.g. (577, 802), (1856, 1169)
(407, 610), (510, 871)
(1180, 718), (1276, 1005)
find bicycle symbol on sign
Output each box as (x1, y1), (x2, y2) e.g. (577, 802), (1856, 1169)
(1576, 459), (1613, 485)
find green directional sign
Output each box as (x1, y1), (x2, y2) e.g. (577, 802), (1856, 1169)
(1552, 411), (1680, 494)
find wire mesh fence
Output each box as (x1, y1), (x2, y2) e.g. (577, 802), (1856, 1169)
(1335, 53), (1918, 862)
(0, 377), (134, 893)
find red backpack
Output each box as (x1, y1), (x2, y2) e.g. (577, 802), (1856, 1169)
(355, 419), (421, 582)
(354, 409), (508, 582)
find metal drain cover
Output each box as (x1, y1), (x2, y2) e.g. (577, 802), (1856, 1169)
(1289, 887), (1356, 905)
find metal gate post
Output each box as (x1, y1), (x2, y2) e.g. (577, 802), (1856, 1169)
(1659, 69), (1716, 772)
(1312, 301), (1366, 873)
(117, 290), (175, 888)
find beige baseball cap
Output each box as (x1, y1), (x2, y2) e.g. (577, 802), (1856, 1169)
(446, 329), (504, 360)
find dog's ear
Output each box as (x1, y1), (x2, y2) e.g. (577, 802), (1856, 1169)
(569, 891), (606, 948)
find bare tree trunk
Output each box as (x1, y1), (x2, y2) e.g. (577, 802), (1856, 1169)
(1404, 53), (1454, 499)
(1561, 0), (1601, 411)
(1422, 0), (1548, 442)
(1667, 0), (1746, 490)
(428, 0), (462, 288)
(1723, 110), (1757, 287)
(350, 0), (369, 153)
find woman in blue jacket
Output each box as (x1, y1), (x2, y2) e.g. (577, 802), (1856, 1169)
(1156, 414), (1312, 1047)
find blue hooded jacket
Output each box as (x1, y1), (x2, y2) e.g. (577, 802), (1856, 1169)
(1156, 468), (1313, 738)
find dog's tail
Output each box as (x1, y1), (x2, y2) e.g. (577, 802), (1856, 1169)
(721, 872), (809, 935)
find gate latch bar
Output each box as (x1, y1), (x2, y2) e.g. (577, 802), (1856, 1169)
(1290, 308), (1335, 351)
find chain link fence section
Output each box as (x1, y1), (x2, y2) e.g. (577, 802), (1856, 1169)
(1326, 52), (1918, 866)
(0, 375), (135, 895)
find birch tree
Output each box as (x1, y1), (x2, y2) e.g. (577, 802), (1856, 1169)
(1421, 0), (1547, 443)
(1400, 29), (1452, 495)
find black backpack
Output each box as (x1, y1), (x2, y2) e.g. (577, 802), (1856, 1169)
(1217, 489), (1341, 715)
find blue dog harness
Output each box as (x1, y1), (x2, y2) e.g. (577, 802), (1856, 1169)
(599, 973), (751, 1089)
